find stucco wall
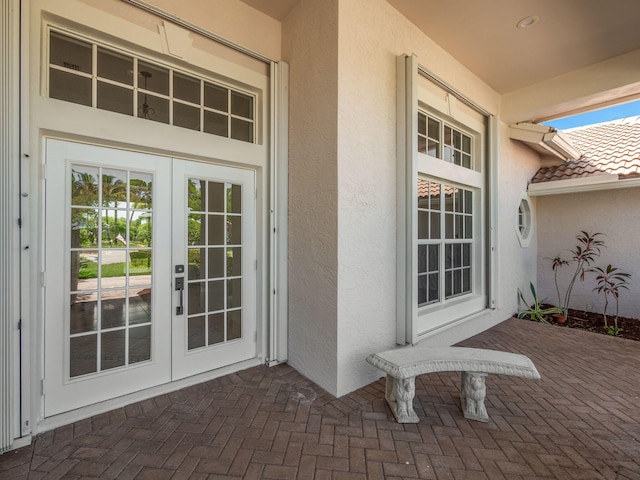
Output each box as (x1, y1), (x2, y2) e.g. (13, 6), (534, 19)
(282, 1), (340, 394)
(331, 0), (541, 395)
(335, 0), (401, 396)
(497, 134), (542, 308)
(82, 0), (283, 61)
(537, 189), (640, 318)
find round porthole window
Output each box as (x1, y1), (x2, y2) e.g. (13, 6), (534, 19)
(516, 195), (532, 247)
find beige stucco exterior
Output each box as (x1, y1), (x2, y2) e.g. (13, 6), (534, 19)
(283, 0), (541, 396)
(78, 0), (283, 61)
(282, 0), (340, 394)
(537, 189), (640, 318)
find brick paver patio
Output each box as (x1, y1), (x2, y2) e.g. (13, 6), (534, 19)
(2, 318), (640, 479)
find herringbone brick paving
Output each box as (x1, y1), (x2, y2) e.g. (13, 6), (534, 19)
(2, 318), (640, 479)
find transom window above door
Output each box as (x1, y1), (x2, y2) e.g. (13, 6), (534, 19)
(48, 30), (255, 143)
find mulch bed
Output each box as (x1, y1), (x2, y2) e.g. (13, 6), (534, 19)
(538, 306), (640, 341)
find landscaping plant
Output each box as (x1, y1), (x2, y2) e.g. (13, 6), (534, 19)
(592, 264), (631, 330)
(517, 282), (564, 323)
(603, 326), (624, 336)
(549, 231), (605, 315)
(550, 255), (569, 310)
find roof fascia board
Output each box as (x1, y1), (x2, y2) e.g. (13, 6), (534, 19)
(509, 122), (581, 161)
(527, 174), (640, 196)
(541, 131), (580, 160)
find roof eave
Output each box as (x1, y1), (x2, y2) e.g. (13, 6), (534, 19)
(527, 174), (640, 196)
(509, 122), (581, 161)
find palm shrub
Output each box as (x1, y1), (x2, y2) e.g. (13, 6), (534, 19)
(592, 264), (631, 329)
(549, 231), (605, 315)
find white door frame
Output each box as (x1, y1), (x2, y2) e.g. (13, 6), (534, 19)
(17, 0), (289, 442)
(42, 140), (262, 419)
(42, 139), (264, 429)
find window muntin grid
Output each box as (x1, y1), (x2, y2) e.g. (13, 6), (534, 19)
(417, 179), (473, 307)
(68, 164), (154, 378)
(48, 30), (255, 143)
(418, 111), (472, 169)
(516, 196), (532, 247)
(186, 179), (243, 350)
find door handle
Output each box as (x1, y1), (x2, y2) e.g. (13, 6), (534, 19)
(175, 276), (184, 315)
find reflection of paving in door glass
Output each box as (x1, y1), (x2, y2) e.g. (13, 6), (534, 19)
(69, 286), (152, 377)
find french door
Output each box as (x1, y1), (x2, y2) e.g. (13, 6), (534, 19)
(44, 140), (257, 416)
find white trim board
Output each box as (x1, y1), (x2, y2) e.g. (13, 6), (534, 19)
(527, 174), (640, 196)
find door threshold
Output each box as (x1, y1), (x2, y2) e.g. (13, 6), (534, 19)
(37, 357), (261, 435)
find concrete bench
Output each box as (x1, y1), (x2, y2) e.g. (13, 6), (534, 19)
(366, 346), (541, 423)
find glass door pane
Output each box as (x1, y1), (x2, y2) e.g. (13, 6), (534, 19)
(69, 165), (154, 377)
(186, 179), (243, 350)
(172, 160), (256, 381)
(44, 140), (172, 417)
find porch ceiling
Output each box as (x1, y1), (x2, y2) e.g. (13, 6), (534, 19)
(240, 0), (640, 95)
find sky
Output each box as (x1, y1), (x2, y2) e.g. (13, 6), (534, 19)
(543, 99), (640, 130)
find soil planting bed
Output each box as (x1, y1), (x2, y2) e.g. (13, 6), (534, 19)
(537, 306), (640, 341)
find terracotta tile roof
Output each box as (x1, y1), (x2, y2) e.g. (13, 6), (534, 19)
(530, 115), (640, 183)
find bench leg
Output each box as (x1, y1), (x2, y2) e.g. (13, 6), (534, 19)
(385, 375), (419, 423)
(460, 372), (490, 422)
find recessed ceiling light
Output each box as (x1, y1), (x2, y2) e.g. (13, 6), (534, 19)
(517, 15), (539, 29)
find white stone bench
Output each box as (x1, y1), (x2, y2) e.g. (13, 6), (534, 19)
(366, 346), (541, 423)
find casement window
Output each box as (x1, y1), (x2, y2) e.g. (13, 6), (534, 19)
(397, 55), (494, 343)
(48, 30), (255, 143)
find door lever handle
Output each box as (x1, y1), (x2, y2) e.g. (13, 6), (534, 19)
(175, 277), (184, 315)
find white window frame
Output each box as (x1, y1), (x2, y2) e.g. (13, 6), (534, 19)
(417, 179), (478, 305)
(516, 192), (533, 247)
(46, 27), (257, 144)
(396, 55), (497, 344)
